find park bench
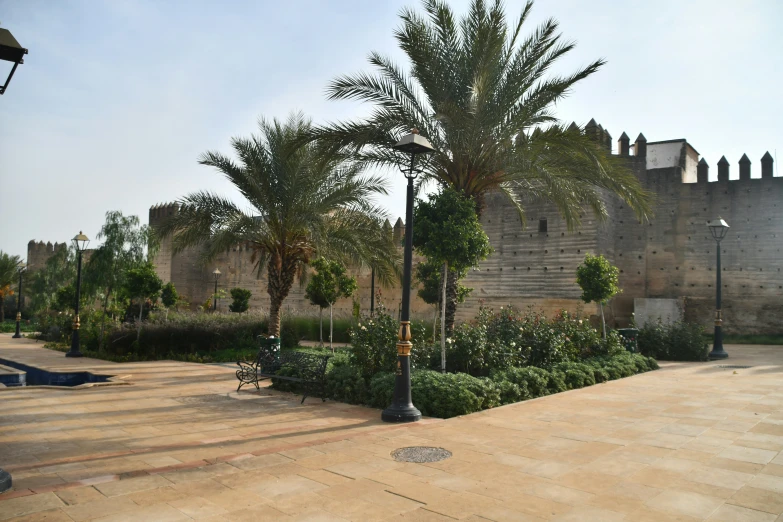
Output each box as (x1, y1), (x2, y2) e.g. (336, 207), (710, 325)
(235, 336), (331, 404)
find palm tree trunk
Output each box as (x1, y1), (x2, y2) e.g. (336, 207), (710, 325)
(329, 303), (334, 354)
(440, 261), (447, 373)
(444, 266), (458, 337)
(266, 256), (296, 338)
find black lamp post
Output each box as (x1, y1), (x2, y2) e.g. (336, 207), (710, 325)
(212, 268), (221, 311)
(382, 128), (435, 423)
(0, 28), (28, 95)
(707, 218), (730, 360)
(67, 232), (89, 358)
(12, 261), (26, 338)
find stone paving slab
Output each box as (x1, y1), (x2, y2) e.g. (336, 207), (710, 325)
(1, 333), (782, 521)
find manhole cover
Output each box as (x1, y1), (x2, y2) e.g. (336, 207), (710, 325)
(391, 447), (452, 463)
(717, 365), (752, 369)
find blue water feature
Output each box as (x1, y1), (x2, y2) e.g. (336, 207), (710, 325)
(0, 358), (112, 387)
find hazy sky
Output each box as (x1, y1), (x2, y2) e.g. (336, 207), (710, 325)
(1, 0), (781, 259)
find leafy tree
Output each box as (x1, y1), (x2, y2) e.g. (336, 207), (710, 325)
(84, 211), (158, 351)
(229, 287), (252, 314)
(305, 258), (358, 352)
(28, 247), (76, 316)
(413, 188), (492, 371)
(576, 253), (621, 339)
(0, 252), (21, 322)
(124, 263), (163, 343)
(315, 0), (651, 323)
(157, 113), (396, 337)
(415, 260), (472, 343)
(160, 282), (179, 318)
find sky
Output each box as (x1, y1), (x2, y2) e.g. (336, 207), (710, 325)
(1, 0), (781, 259)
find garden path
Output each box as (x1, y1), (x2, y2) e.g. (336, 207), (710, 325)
(1, 334), (782, 521)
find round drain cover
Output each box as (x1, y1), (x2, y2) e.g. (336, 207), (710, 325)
(391, 446), (452, 463)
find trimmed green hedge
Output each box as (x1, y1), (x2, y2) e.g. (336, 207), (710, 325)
(274, 351), (659, 419)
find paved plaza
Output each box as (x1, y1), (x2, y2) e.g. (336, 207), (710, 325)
(0, 334), (782, 521)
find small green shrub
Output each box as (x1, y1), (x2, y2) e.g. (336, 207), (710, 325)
(410, 371), (484, 418)
(368, 372), (395, 409)
(325, 361), (368, 405)
(546, 369), (568, 393)
(637, 320), (708, 361)
(496, 380), (526, 404)
(493, 366), (550, 398)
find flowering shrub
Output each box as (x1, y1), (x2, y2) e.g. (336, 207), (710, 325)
(348, 306), (428, 380)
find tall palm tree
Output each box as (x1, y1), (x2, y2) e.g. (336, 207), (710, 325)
(158, 113), (398, 336)
(314, 0), (652, 332)
(0, 251), (22, 323)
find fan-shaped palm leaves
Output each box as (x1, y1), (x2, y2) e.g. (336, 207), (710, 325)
(314, 0), (652, 331)
(158, 113), (398, 336)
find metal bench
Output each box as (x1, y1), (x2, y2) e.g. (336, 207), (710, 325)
(236, 337), (331, 404)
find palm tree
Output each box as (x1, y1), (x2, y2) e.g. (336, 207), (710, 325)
(158, 113), (398, 337)
(314, 0), (652, 332)
(0, 252), (22, 323)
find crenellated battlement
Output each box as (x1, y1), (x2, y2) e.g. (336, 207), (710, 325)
(148, 202), (179, 227)
(26, 240), (67, 271)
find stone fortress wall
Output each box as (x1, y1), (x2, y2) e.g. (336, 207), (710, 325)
(30, 121), (781, 334)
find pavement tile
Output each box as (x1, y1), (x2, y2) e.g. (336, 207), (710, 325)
(707, 504), (777, 522)
(2, 508), (73, 522)
(644, 489), (724, 519)
(94, 473), (172, 497)
(61, 495), (138, 522)
(717, 445), (779, 465)
(729, 485), (783, 515)
(91, 503), (192, 522)
(168, 496), (229, 518)
(124, 485), (188, 506)
(0, 493), (65, 521)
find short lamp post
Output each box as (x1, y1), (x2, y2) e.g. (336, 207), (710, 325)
(0, 28), (28, 95)
(382, 128), (435, 423)
(12, 261), (26, 338)
(707, 218), (729, 360)
(212, 268), (221, 312)
(67, 232), (89, 358)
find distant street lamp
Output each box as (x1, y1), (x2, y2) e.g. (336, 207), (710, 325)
(67, 232), (90, 358)
(707, 218), (730, 360)
(382, 129), (435, 423)
(213, 268), (221, 311)
(12, 261), (26, 338)
(0, 28), (28, 95)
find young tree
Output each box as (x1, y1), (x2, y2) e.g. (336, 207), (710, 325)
(0, 252), (22, 322)
(576, 253), (621, 339)
(124, 264), (163, 343)
(415, 260), (472, 343)
(160, 282), (179, 318)
(304, 258), (358, 353)
(314, 0), (652, 318)
(157, 113), (397, 337)
(413, 188), (492, 372)
(229, 287), (252, 314)
(84, 211), (158, 351)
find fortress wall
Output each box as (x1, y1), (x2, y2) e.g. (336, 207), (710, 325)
(146, 143), (781, 333)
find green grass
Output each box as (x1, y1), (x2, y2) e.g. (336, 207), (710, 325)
(0, 321), (38, 333)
